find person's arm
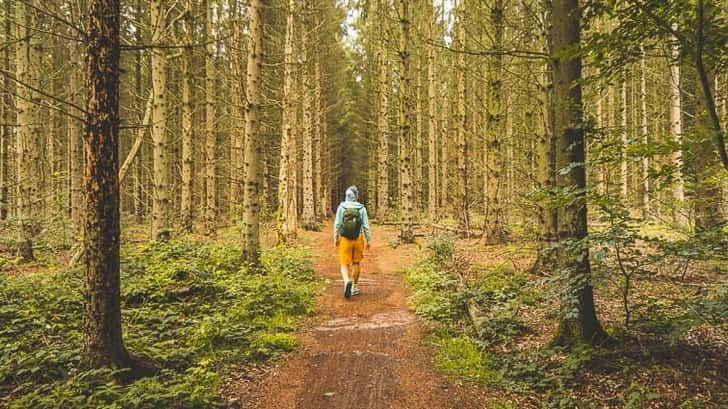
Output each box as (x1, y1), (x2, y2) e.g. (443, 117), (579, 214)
(334, 205), (343, 244)
(360, 206), (372, 246)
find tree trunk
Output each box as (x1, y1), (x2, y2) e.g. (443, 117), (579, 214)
(484, 0), (507, 244)
(278, 0), (299, 242)
(620, 79), (629, 201)
(549, 0), (606, 346)
(241, 0), (265, 267)
(640, 52), (650, 219)
(669, 31), (686, 222)
(0, 0), (11, 221)
(82, 0), (131, 369)
(376, 0), (390, 218)
(439, 93), (448, 215)
(15, 0), (42, 261)
(531, 4), (557, 274)
(414, 39), (424, 213)
(230, 0), (245, 215)
(426, 1), (437, 223)
(204, 0), (217, 235)
(455, 0), (469, 235)
(132, 0), (144, 224)
(301, 0), (317, 230)
(692, 70), (725, 232)
(313, 18), (325, 222)
(150, 0), (171, 240)
(398, 0), (415, 243)
(181, 0), (195, 232)
(69, 47), (84, 227)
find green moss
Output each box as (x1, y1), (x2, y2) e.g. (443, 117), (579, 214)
(433, 334), (499, 383)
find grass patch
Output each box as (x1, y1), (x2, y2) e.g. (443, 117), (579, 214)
(0, 236), (318, 408)
(432, 333), (498, 383)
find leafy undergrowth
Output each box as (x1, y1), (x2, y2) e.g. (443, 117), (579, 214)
(403, 232), (727, 408)
(0, 237), (318, 408)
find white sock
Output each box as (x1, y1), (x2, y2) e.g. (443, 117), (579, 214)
(340, 264), (350, 283)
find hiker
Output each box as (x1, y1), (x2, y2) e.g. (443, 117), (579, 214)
(334, 186), (372, 299)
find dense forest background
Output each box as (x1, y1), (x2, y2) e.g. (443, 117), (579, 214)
(0, 0), (726, 407)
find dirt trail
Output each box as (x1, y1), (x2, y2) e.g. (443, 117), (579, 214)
(231, 224), (487, 409)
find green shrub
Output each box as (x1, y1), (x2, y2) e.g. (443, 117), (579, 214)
(0, 238), (318, 408)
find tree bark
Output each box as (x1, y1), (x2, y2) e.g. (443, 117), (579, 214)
(398, 0), (415, 243)
(426, 1), (437, 223)
(150, 0), (171, 240)
(301, 0), (317, 230)
(620, 79), (629, 200)
(549, 0), (606, 346)
(132, 0), (144, 224)
(376, 0), (390, 218)
(15, 0), (42, 261)
(669, 30), (686, 222)
(205, 0), (217, 235)
(278, 0), (299, 242)
(0, 0), (11, 221)
(82, 0), (131, 369)
(180, 0), (195, 232)
(640, 52), (650, 218)
(230, 0), (245, 215)
(241, 0), (265, 267)
(484, 0), (507, 244)
(455, 0), (469, 235)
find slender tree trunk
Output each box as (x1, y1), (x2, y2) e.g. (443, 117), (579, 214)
(230, 0), (244, 215)
(669, 31), (686, 222)
(241, 0), (265, 267)
(440, 93), (448, 215)
(15, 0), (42, 261)
(484, 0), (507, 243)
(455, 0), (469, 235)
(204, 0), (217, 235)
(181, 0), (195, 232)
(301, 0), (317, 230)
(414, 41), (424, 213)
(550, 0), (606, 345)
(313, 19), (324, 222)
(82, 0), (131, 369)
(398, 0), (415, 243)
(278, 0), (299, 242)
(621, 79), (629, 201)
(132, 0), (144, 224)
(532, 5), (557, 274)
(150, 0), (171, 240)
(0, 0), (11, 221)
(376, 0), (390, 218)
(692, 70), (725, 232)
(426, 1), (437, 222)
(640, 52), (650, 218)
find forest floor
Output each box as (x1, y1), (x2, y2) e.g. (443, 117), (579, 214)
(223, 224), (492, 409)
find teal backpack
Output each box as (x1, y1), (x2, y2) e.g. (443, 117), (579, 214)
(341, 207), (362, 239)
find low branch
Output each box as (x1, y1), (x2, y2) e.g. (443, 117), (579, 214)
(118, 91), (153, 183)
(426, 40), (548, 60)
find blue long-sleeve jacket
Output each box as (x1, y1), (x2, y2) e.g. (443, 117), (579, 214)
(333, 201), (372, 243)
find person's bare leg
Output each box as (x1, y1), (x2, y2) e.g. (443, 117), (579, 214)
(340, 264), (350, 283)
(351, 263), (360, 285)
(351, 263), (361, 295)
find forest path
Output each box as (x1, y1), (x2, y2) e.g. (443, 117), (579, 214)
(230, 223), (487, 409)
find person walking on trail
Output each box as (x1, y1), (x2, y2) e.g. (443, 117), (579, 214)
(334, 186), (372, 299)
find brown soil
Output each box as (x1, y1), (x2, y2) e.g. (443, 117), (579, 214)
(226, 224), (489, 409)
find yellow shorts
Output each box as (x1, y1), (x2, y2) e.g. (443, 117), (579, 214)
(339, 235), (365, 265)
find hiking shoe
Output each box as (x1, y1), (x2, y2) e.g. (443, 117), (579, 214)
(344, 281), (352, 299)
(351, 286), (361, 296)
